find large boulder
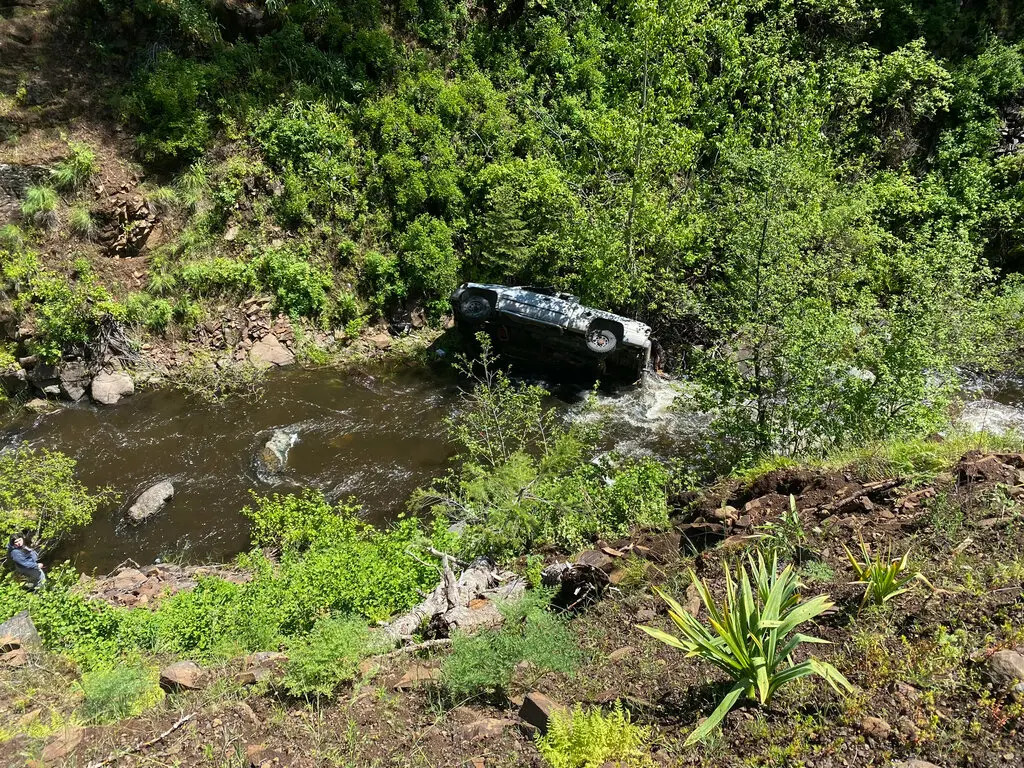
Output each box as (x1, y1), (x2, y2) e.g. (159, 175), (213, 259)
(57, 360), (92, 401)
(160, 660), (205, 691)
(91, 370), (134, 405)
(249, 333), (294, 367)
(258, 429), (297, 475)
(0, 611), (41, 650)
(128, 481), (175, 523)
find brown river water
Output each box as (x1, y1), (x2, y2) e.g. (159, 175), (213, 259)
(8, 359), (1016, 575)
(1, 364), (463, 573)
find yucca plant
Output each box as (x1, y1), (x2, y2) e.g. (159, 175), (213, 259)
(844, 538), (923, 609)
(639, 553), (851, 745)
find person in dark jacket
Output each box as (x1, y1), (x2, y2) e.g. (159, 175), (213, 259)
(7, 536), (45, 590)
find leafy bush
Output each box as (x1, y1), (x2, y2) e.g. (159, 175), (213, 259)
(282, 616), (376, 697)
(21, 186), (58, 229)
(255, 246), (333, 318)
(0, 446), (114, 548)
(423, 341), (669, 558)
(400, 215), (459, 316)
(537, 701), (652, 768)
(77, 664), (164, 723)
(640, 554), (851, 745)
(52, 142), (98, 191)
(441, 591), (580, 700)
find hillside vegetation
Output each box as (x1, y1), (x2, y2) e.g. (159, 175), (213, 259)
(1, 0), (1023, 454)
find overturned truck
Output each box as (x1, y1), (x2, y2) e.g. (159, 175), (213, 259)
(450, 283), (653, 381)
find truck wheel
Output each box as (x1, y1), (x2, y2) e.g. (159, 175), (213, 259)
(586, 327), (618, 354)
(459, 293), (494, 322)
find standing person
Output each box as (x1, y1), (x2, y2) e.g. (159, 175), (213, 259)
(7, 536), (45, 590)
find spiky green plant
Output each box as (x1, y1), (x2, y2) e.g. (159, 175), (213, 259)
(844, 538), (923, 608)
(146, 185), (179, 216)
(51, 142), (97, 191)
(639, 553), (852, 745)
(21, 186), (58, 229)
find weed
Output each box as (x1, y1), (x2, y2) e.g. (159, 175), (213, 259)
(146, 185), (179, 216)
(756, 494), (807, 560)
(283, 616), (378, 698)
(21, 186), (59, 229)
(640, 552), (851, 745)
(800, 559), (836, 584)
(51, 142), (98, 191)
(69, 206), (96, 240)
(0, 224), (25, 250)
(175, 352), (265, 403)
(536, 701), (652, 768)
(76, 664), (164, 723)
(441, 591), (580, 701)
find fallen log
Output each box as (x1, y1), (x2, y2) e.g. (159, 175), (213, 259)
(379, 555), (526, 644)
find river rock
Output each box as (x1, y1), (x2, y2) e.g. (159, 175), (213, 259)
(128, 481), (175, 523)
(259, 429), (297, 474)
(160, 660), (205, 691)
(0, 611), (41, 650)
(57, 361), (91, 401)
(986, 649), (1024, 690)
(249, 333), (295, 367)
(91, 370), (134, 405)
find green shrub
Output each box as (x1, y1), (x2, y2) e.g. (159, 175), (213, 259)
(146, 186), (180, 216)
(77, 664), (164, 724)
(640, 554), (851, 745)
(0, 224), (25, 250)
(0, 446), (114, 548)
(282, 616), (376, 697)
(124, 293), (173, 332)
(255, 246), (333, 318)
(177, 257), (255, 296)
(441, 592), (580, 701)
(69, 206), (96, 240)
(21, 186), (58, 229)
(400, 215), (459, 316)
(52, 142), (98, 191)
(537, 701), (652, 768)
(361, 250), (407, 313)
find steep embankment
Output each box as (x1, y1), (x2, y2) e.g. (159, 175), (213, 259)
(3, 446), (1024, 767)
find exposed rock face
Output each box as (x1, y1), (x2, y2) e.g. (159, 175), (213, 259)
(128, 481), (175, 523)
(91, 370), (134, 404)
(0, 162), (49, 221)
(57, 360), (92, 401)
(249, 333), (295, 367)
(84, 563), (251, 608)
(0, 611), (41, 650)
(160, 660), (205, 691)
(96, 189), (161, 258)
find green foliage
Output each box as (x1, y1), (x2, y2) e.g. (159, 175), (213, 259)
(537, 701), (652, 768)
(282, 615), (376, 697)
(756, 495), (807, 560)
(68, 206), (96, 240)
(639, 553), (851, 746)
(400, 215), (459, 316)
(256, 246), (333, 318)
(423, 340), (669, 558)
(174, 352), (264, 403)
(76, 664), (164, 724)
(0, 446), (113, 548)
(21, 186), (58, 229)
(0, 224), (26, 250)
(52, 142), (98, 191)
(844, 538), (922, 608)
(441, 591), (580, 701)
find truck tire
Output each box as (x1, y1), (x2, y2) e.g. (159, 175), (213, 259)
(459, 292), (494, 322)
(585, 326), (618, 354)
